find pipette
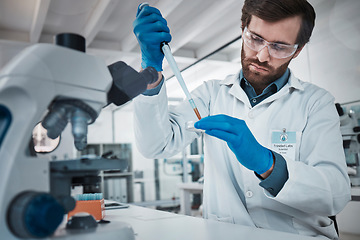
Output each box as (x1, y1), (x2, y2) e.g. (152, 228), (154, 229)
(161, 42), (202, 120)
(139, 3), (202, 120)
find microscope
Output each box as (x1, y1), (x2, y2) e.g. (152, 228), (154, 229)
(0, 33), (158, 239)
(336, 103), (360, 186)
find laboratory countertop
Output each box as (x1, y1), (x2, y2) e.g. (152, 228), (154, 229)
(59, 204), (320, 240)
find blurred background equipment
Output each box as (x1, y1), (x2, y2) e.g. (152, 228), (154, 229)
(336, 103), (360, 186)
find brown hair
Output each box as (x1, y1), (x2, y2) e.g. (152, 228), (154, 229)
(241, 0), (316, 47)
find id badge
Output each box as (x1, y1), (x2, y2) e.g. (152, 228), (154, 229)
(271, 129), (296, 159)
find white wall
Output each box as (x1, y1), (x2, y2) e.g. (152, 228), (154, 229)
(290, 0), (360, 104)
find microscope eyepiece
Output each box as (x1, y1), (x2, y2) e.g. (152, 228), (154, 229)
(107, 61), (158, 106)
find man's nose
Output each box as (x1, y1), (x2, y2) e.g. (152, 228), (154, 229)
(256, 45), (271, 62)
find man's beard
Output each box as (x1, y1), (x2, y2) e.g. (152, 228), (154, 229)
(241, 45), (291, 93)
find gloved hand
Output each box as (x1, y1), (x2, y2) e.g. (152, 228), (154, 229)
(194, 114), (274, 174)
(133, 5), (172, 72)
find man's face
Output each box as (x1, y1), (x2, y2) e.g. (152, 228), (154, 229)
(241, 15), (303, 93)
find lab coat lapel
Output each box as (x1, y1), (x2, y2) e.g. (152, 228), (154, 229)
(254, 71), (305, 106)
(220, 72), (252, 108)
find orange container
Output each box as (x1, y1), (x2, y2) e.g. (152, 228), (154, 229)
(67, 198), (105, 221)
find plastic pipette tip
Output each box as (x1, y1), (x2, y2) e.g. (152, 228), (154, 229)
(75, 193), (103, 201)
(193, 107), (202, 120)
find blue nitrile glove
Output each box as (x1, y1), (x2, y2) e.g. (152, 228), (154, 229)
(133, 5), (172, 72)
(194, 114), (274, 174)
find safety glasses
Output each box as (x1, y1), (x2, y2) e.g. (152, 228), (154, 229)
(242, 27), (299, 59)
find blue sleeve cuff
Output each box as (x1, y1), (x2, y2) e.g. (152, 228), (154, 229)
(142, 75), (164, 96)
(256, 151), (289, 197)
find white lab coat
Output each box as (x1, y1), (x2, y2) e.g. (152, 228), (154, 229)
(133, 70), (351, 239)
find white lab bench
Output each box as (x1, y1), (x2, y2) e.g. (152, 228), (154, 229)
(101, 205), (319, 240)
(51, 187), (359, 240)
(337, 187), (360, 235)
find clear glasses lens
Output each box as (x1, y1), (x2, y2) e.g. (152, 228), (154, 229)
(243, 27), (298, 59)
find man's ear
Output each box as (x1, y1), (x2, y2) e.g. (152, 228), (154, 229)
(293, 45), (305, 59)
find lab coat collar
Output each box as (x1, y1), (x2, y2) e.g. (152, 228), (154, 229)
(220, 69), (304, 91)
(219, 69), (304, 107)
(220, 72), (240, 86)
(287, 71), (304, 91)
(221, 72), (251, 107)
